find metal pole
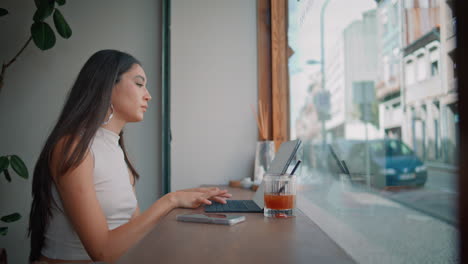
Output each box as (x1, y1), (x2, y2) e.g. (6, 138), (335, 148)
(365, 105), (370, 187)
(161, 0), (171, 194)
(320, 0), (331, 153)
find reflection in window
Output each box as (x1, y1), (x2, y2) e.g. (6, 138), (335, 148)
(288, 0), (458, 263)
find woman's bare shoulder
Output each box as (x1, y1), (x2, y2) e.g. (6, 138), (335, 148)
(50, 134), (92, 181)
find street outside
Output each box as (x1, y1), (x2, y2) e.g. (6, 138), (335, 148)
(297, 165), (459, 264)
(287, 0), (458, 262)
(381, 166), (457, 225)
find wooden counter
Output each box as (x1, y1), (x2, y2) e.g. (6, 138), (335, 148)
(117, 187), (355, 264)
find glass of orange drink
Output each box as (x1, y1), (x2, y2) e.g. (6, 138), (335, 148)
(264, 174), (296, 218)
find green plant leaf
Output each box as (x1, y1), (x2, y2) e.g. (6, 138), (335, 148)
(0, 156), (9, 170)
(33, 1), (54, 22)
(31, 21), (56, 50)
(10, 155), (28, 179)
(3, 169), (11, 182)
(53, 9), (71, 39)
(1, 213), (21, 223)
(55, 0), (66, 6)
(34, 0), (54, 9)
(0, 227), (7, 236)
(0, 8), (8, 17)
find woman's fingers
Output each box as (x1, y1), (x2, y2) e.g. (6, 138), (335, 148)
(174, 188), (233, 208)
(219, 192), (232, 198)
(205, 189), (228, 199)
(197, 197), (212, 205)
(186, 187), (232, 198)
(210, 196), (227, 204)
(199, 187), (221, 193)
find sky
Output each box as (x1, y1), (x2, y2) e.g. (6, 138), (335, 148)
(288, 0), (378, 138)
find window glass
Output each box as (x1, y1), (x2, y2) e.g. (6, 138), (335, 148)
(405, 59), (415, 85)
(430, 47), (440, 76)
(416, 53), (427, 81)
(288, 0), (458, 263)
(431, 61), (439, 76)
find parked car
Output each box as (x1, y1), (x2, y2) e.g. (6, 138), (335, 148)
(332, 138), (427, 188)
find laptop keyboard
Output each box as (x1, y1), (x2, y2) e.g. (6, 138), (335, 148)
(205, 200), (261, 212)
(227, 200), (249, 210)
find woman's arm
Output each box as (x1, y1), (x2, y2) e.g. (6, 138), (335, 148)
(129, 169), (140, 219)
(52, 141), (227, 263)
(130, 190), (141, 219)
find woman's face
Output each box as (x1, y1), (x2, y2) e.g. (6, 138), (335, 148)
(112, 64), (152, 123)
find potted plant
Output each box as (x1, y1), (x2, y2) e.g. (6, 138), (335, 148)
(0, 155), (28, 264)
(0, 0), (72, 94)
(0, 155), (28, 235)
(1, 1), (72, 262)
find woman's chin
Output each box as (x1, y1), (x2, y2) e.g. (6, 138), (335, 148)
(126, 115), (144, 123)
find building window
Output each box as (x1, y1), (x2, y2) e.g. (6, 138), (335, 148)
(429, 46), (440, 76)
(416, 53), (427, 81)
(405, 59), (415, 85)
(431, 61), (439, 76)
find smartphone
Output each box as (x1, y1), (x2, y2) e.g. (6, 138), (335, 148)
(176, 213), (245, 225)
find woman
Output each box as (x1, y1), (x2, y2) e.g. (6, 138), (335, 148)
(28, 50), (231, 263)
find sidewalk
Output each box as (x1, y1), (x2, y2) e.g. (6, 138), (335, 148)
(298, 181), (459, 264)
(425, 161), (458, 173)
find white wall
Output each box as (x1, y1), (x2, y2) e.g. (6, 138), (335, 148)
(0, 0), (161, 263)
(171, 0), (258, 190)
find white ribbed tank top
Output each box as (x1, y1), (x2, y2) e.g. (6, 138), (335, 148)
(41, 127), (138, 260)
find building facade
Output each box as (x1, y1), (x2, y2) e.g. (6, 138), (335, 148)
(400, 0), (457, 165)
(375, 0), (404, 140)
(325, 9), (381, 141)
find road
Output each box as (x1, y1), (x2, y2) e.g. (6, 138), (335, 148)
(298, 166), (459, 224)
(425, 168), (457, 192)
(381, 168), (458, 225)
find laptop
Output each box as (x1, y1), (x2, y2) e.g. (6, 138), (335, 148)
(204, 139), (302, 213)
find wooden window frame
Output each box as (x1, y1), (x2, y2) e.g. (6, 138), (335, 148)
(257, 0), (290, 150)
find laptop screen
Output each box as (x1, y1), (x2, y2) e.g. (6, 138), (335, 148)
(266, 139), (301, 175)
(252, 182), (265, 208)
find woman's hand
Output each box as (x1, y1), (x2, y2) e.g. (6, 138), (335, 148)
(177, 187), (232, 204)
(169, 188), (230, 208)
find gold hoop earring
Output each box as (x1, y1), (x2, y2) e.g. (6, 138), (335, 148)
(102, 104), (114, 125)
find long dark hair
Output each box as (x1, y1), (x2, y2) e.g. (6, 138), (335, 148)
(28, 49), (141, 261)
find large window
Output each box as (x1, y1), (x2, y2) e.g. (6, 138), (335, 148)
(288, 0), (458, 263)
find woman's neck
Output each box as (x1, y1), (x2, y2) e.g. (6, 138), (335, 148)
(101, 118), (126, 135)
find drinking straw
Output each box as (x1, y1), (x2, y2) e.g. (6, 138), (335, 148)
(278, 160), (301, 194)
(341, 160), (350, 175)
(290, 160), (302, 175)
(328, 144), (347, 175)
